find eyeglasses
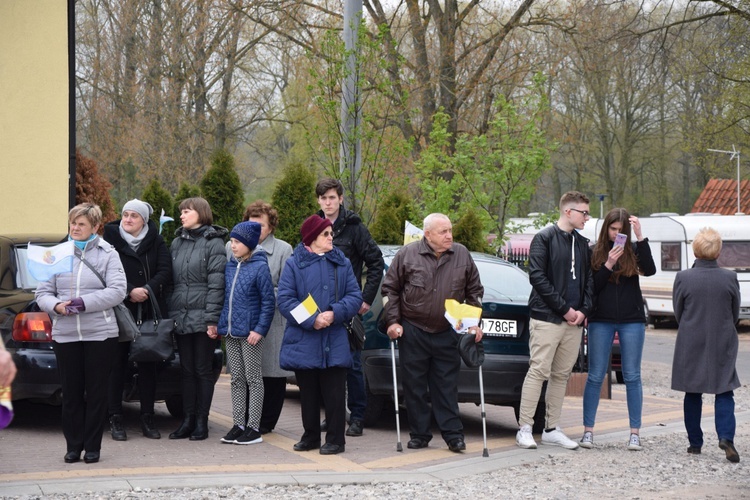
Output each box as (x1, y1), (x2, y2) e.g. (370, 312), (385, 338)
(569, 208), (591, 218)
(321, 230), (333, 237)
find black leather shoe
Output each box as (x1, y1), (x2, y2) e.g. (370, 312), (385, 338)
(140, 413), (161, 439)
(719, 439), (740, 463)
(109, 414), (127, 441)
(293, 440), (321, 451)
(448, 437), (466, 453)
(169, 414), (196, 440)
(346, 420), (363, 437)
(64, 451), (80, 463)
(83, 451), (99, 464)
(407, 438), (429, 449)
(687, 446), (702, 454)
(319, 443), (345, 455)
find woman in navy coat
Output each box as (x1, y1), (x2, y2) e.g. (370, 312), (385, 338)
(277, 215), (362, 455)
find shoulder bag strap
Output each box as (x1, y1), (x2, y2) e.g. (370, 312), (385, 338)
(78, 255), (107, 288)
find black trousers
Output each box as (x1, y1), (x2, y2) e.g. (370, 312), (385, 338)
(398, 320), (463, 444)
(259, 376), (287, 431)
(295, 367), (347, 446)
(53, 337), (119, 453)
(107, 341), (157, 415)
(175, 333), (217, 417)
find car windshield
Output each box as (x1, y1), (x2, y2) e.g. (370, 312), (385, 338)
(475, 260), (532, 303)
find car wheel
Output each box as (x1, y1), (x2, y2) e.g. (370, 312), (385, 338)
(362, 380), (389, 427)
(165, 395), (184, 419)
(615, 371), (624, 384)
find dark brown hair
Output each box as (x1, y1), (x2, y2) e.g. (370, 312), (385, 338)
(243, 200), (279, 231)
(315, 178), (344, 197)
(591, 208), (640, 282)
(178, 197), (213, 226)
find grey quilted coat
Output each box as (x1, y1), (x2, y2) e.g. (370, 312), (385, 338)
(168, 224), (228, 334)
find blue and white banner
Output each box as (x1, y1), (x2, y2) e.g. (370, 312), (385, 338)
(27, 241), (75, 282)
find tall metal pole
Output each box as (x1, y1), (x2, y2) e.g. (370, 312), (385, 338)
(340, 0), (363, 211)
(708, 146), (743, 214)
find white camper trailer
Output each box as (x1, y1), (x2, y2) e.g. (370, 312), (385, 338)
(588, 214), (750, 325)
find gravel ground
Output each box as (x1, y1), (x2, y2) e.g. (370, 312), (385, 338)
(7, 361), (749, 500)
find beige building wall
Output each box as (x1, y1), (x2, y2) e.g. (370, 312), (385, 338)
(0, 1), (70, 234)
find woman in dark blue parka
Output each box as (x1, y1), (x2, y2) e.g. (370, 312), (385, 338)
(278, 215), (362, 455)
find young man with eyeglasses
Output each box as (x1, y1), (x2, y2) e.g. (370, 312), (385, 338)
(516, 191), (594, 450)
(315, 178), (384, 437)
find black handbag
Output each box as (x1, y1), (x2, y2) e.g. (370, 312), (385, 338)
(346, 316), (366, 351)
(77, 256), (139, 342)
(129, 285), (175, 363)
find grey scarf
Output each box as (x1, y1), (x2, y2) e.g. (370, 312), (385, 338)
(120, 223), (149, 252)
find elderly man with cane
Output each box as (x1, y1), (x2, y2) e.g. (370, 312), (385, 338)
(381, 213), (483, 453)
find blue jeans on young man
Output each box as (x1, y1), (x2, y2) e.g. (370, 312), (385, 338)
(347, 349), (366, 423)
(684, 391), (736, 447)
(583, 321), (645, 429)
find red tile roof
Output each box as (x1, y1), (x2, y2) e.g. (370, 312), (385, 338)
(691, 178), (750, 215)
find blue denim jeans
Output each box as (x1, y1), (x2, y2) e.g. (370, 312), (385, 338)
(583, 322), (645, 429)
(684, 391), (736, 447)
(347, 349), (366, 422)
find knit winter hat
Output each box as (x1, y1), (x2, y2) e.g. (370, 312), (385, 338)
(122, 199), (153, 224)
(230, 221), (261, 251)
(300, 215), (332, 247)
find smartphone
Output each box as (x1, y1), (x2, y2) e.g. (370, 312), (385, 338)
(614, 233), (628, 248)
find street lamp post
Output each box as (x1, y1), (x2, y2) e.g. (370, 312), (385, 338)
(707, 146), (743, 215)
(595, 194), (606, 218)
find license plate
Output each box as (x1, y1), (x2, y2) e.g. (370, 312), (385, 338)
(480, 318), (518, 337)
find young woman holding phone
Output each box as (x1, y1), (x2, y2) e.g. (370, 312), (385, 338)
(580, 208), (656, 451)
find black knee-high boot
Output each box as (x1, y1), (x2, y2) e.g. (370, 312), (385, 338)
(189, 415), (209, 441)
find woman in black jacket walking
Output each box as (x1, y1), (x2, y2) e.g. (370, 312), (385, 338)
(104, 199), (172, 440)
(167, 197), (227, 441)
(580, 208), (656, 451)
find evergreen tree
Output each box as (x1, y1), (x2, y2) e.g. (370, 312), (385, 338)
(141, 179), (175, 241)
(199, 149), (245, 230)
(452, 208), (490, 253)
(75, 149), (117, 226)
(370, 190), (416, 245)
(271, 162), (318, 245)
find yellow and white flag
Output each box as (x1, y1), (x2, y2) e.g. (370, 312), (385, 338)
(444, 299), (482, 333)
(290, 293), (319, 324)
(404, 221), (424, 245)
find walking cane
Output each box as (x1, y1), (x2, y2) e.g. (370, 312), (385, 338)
(390, 337), (403, 452)
(478, 364), (489, 457)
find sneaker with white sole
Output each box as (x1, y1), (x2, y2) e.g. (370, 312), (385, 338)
(541, 427), (579, 450)
(220, 425), (244, 444)
(516, 424), (537, 449)
(579, 431), (594, 449)
(235, 428), (263, 445)
(627, 433), (642, 451)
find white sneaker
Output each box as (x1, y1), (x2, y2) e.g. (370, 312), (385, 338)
(541, 427), (579, 450)
(627, 433), (642, 451)
(579, 431), (594, 449)
(516, 425), (537, 449)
